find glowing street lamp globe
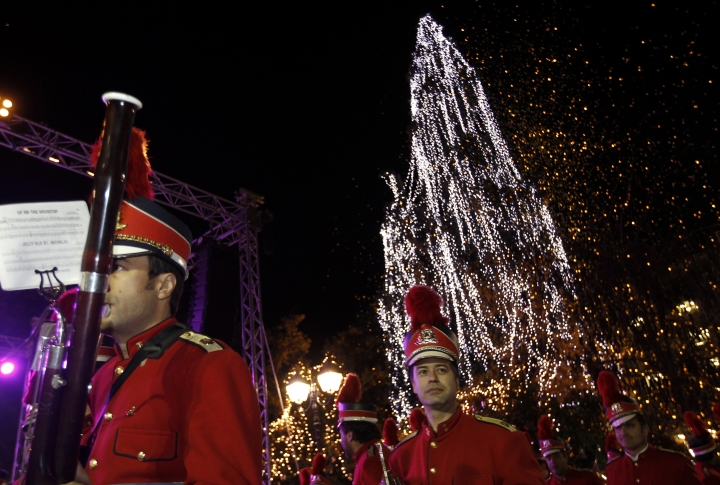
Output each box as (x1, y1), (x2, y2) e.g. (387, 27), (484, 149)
(286, 374), (311, 404)
(317, 361), (343, 394)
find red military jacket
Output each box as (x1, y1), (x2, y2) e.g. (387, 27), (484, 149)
(604, 444), (701, 485)
(80, 318), (262, 484)
(353, 438), (392, 485)
(695, 461), (720, 485)
(389, 408), (545, 485)
(547, 468), (605, 484)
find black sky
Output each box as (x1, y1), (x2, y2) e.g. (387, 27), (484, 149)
(0, 1), (454, 347)
(0, 1), (717, 352)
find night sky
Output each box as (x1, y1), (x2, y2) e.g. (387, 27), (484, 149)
(0, 0), (718, 475)
(0, 2), (717, 349)
(0, 1), (447, 347)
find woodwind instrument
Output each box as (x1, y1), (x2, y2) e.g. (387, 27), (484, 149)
(24, 92), (141, 484)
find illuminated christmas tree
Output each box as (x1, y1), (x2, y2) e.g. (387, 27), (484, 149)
(378, 15), (594, 423)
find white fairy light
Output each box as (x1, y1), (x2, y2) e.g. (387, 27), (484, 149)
(378, 15), (593, 422)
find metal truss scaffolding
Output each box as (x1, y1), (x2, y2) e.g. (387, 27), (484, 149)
(0, 114), (273, 483)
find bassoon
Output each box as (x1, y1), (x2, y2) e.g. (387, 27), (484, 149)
(25, 92), (141, 484)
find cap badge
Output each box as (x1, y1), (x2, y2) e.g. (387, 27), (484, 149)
(116, 211), (127, 231)
(541, 440), (550, 447)
(611, 402), (623, 414)
(416, 328), (439, 345)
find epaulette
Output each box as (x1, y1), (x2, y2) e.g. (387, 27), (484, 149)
(393, 431), (418, 450)
(179, 331), (224, 352)
(474, 415), (517, 432)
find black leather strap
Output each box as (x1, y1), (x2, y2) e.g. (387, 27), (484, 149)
(107, 322), (189, 402)
(82, 322), (189, 463)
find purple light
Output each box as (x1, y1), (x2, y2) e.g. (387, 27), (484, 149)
(1, 362), (14, 375)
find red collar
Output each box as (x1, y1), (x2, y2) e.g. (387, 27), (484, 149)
(420, 406), (462, 438)
(115, 317), (179, 360)
(353, 438), (381, 463)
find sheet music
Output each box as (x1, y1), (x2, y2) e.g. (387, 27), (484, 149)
(0, 201), (90, 291)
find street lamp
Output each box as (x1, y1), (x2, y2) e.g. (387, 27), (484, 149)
(286, 362), (343, 451)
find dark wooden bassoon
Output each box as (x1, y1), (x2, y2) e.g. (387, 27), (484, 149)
(25, 92), (141, 484)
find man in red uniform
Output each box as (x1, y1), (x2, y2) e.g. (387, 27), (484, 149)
(685, 410), (720, 484)
(337, 373), (394, 485)
(389, 285), (544, 484)
(597, 370), (701, 485)
(299, 454), (332, 485)
(65, 129), (262, 484)
(537, 415), (604, 484)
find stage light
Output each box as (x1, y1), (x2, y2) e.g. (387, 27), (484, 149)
(0, 362), (14, 375)
(0, 108), (8, 117)
(2, 99), (11, 108)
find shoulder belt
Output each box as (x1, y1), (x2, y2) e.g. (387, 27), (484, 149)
(179, 330), (224, 352)
(393, 430), (418, 450)
(474, 414), (517, 432)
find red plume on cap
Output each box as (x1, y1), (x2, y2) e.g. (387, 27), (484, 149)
(90, 127), (154, 200)
(383, 418), (399, 447)
(713, 403), (720, 422)
(336, 373), (362, 405)
(405, 285), (449, 331)
(685, 411), (708, 437)
(537, 415), (553, 440)
(597, 370), (625, 407)
(299, 468), (310, 485)
(311, 453), (326, 476)
(409, 408), (425, 432)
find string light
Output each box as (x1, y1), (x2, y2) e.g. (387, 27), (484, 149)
(377, 15), (595, 424)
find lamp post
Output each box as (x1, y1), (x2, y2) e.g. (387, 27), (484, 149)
(286, 361), (343, 452)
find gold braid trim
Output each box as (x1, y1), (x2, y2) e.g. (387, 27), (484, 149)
(116, 234), (174, 256)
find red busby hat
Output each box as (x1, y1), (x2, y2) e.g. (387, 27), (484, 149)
(606, 433), (622, 464)
(309, 453), (332, 485)
(336, 373), (377, 425)
(537, 415), (566, 457)
(685, 411), (717, 460)
(409, 407), (425, 432)
(597, 370), (641, 427)
(91, 128), (192, 280)
(524, 431), (545, 462)
(403, 285), (459, 366)
(383, 418), (399, 448)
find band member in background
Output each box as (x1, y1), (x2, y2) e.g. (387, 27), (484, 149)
(64, 129), (261, 485)
(389, 285), (544, 484)
(538, 415), (604, 484)
(299, 454), (332, 485)
(685, 410), (720, 484)
(337, 373), (394, 484)
(597, 370), (700, 485)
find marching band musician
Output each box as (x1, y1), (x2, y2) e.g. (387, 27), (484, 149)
(537, 415), (604, 484)
(388, 285), (544, 484)
(337, 373), (394, 485)
(64, 129), (262, 485)
(684, 410), (720, 484)
(597, 370), (701, 485)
